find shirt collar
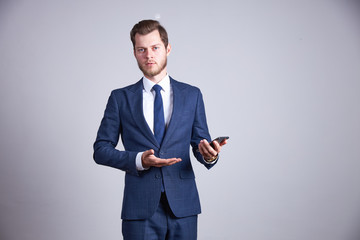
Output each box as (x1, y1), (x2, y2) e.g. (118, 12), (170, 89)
(143, 74), (170, 93)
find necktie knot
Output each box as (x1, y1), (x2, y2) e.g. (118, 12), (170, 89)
(152, 84), (162, 94)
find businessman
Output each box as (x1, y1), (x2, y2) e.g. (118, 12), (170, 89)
(93, 19), (227, 240)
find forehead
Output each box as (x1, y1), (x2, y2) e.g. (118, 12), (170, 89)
(134, 30), (164, 48)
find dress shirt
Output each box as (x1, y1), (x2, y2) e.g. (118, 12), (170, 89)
(135, 75), (173, 170)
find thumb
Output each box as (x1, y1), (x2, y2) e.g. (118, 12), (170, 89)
(144, 149), (154, 157)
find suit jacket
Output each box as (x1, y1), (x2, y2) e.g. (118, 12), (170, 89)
(93, 77), (217, 220)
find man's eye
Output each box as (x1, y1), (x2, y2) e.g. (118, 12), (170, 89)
(138, 49), (145, 53)
(153, 47), (159, 50)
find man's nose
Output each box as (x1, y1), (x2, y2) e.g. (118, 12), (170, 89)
(145, 49), (154, 59)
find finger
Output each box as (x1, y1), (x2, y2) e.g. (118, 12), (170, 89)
(200, 140), (217, 159)
(166, 158), (182, 166)
(219, 139), (227, 146)
(198, 141), (210, 156)
(154, 158), (181, 167)
(212, 140), (221, 153)
(203, 139), (218, 156)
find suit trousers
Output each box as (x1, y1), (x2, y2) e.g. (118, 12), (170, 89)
(122, 193), (198, 240)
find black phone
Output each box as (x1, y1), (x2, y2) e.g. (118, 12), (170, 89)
(210, 136), (229, 148)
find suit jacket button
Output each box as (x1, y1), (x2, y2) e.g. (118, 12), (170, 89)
(155, 174), (161, 179)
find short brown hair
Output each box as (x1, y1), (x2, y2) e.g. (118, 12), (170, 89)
(130, 20), (169, 49)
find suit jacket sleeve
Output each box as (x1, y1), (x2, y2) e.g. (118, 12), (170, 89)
(190, 89), (218, 169)
(93, 91), (139, 176)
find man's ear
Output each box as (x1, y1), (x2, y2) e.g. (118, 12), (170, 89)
(166, 43), (172, 56)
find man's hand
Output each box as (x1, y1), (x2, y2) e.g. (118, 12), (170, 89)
(141, 149), (182, 169)
(198, 139), (227, 161)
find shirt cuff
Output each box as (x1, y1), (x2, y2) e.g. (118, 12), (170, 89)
(136, 152), (149, 171)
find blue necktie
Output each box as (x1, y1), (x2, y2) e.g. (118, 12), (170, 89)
(152, 84), (165, 145)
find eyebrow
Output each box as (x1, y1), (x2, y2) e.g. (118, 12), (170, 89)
(135, 44), (162, 49)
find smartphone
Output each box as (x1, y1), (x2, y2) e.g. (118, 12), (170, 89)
(210, 136), (229, 148)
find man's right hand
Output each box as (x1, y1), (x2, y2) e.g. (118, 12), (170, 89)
(141, 149), (182, 169)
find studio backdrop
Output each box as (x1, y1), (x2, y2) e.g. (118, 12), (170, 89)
(1, 0), (360, 239)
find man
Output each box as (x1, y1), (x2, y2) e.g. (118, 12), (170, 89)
(93, 19), (227, 240)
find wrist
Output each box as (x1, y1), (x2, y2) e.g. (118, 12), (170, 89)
(205, 154), (218, 163)
(136, 152), (149, 171)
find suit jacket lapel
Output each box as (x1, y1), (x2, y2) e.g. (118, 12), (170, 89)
(162, 78), (185, 146)
(128, 79), (159, 148)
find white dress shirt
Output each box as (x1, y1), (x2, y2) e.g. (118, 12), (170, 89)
(135, 75), (173, 170)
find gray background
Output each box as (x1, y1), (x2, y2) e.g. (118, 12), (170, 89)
(1, 0), (360, 239)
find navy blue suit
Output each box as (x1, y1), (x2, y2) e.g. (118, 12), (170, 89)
(93, 77), (216, 221)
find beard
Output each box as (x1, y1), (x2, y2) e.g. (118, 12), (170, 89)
(138, 57), (167, 78)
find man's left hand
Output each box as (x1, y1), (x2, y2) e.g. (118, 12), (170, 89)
(198, 139), (227, 162)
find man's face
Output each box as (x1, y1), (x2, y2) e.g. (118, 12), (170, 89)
(134, 30), (171, 80)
